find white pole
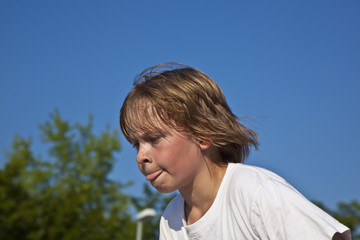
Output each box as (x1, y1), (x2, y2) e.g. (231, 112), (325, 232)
(136, 221), (143, 240)
(135, 208), (156, 240)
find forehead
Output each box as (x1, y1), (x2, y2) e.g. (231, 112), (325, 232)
(122, 99), (175, 141)
(130, 115), (168, 139)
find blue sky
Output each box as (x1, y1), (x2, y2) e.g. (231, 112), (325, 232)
(1, 0), (359, 210)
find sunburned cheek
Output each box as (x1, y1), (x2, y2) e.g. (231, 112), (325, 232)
(156, 133), (203, 175)
(161, 150), (185, 164)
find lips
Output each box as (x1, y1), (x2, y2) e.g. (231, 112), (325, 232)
(146, 169), (163, 181)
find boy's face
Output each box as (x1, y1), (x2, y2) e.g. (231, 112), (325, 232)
(133, 121), (208, 194)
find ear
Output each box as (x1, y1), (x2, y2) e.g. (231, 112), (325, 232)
(199, 140), (212, 150)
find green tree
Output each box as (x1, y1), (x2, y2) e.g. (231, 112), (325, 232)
(0, 110), (135, 239)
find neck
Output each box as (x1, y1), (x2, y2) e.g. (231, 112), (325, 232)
(179, 147), (227, 225)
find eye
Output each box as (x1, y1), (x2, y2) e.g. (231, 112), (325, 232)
(132, 142), (139, 150)
(149, 136), (161, 144)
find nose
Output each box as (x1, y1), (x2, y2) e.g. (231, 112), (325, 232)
(136, 143), (151, 164)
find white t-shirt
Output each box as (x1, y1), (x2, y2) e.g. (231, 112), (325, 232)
(159, 163), (349, 239)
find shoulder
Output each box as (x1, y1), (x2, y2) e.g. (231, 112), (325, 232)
(226, 163), (287, 198)
(217, 163), (288, 224)
(228, 162), (285, 181)
(228, 164), (350, 239)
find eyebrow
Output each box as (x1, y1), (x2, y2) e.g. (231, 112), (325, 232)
(129, 129), (163, 142)
(141, 130), (166, 139)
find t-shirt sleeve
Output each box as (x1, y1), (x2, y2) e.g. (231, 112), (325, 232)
(250, 178), (350, 240)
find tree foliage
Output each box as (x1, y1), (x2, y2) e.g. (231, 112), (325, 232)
(0, 111), (135, 239)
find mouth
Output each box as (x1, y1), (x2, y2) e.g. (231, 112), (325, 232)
(145, 169), (163, 181)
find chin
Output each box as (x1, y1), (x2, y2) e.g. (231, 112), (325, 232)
(154, 185), (177, 194)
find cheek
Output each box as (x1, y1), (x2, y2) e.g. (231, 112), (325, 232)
(155, 148), (177, 167)
(137, 162), (144, 173)
(158, 142), (200, 171)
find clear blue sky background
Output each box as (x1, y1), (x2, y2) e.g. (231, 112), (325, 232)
(1, 0), (359, 210)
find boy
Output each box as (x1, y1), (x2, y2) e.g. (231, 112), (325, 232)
(120, 63), (351, 239)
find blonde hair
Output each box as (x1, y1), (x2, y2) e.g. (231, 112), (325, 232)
(120, 63), (258, 163)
